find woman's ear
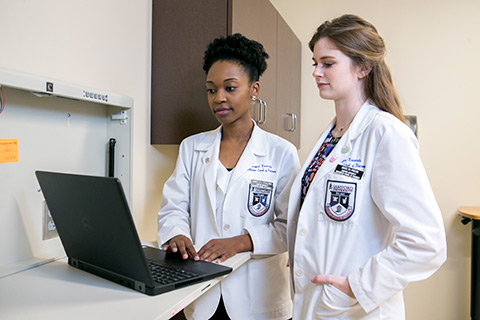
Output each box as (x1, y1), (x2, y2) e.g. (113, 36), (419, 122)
(251, 81), (260, 99)
(357, 65), (372, 80)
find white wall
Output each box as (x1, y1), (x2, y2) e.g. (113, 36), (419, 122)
(0, 0), (477, 318)
(0, 0), (168, 241)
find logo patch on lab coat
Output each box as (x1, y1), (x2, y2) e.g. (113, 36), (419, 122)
(325, 180), (356, 221)
(248, 180), (273, 217)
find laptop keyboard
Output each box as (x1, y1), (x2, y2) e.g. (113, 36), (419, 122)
(147, 260), (200, 285)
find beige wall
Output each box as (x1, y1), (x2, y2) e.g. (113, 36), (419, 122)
(0, 0), (478, 318)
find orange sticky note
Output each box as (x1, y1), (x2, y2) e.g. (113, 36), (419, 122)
(0, 139), (19, 163)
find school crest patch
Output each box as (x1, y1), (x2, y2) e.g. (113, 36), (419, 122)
(248, 180), (274, 217)
(325, 180), (357, 221)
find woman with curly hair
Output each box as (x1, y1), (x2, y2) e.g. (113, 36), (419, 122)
(158, 33), (299, 320)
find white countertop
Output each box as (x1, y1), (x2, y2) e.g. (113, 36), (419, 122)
(0, 251), (250, 320)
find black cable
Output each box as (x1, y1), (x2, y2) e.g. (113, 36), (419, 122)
(0, 85), (4, 114)
(108, 138), (116, 177)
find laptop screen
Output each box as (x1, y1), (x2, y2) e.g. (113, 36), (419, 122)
(35, 171), (154, 287)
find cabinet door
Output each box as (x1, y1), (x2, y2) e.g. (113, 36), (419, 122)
(276, 14), (301, 148)
(151, 0), (229, 144)
(231, 0), (277, 134)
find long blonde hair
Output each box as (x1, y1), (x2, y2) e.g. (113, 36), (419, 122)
(309, 14), (405, 122)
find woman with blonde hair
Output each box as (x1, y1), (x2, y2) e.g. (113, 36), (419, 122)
(287, 14), (446, 319)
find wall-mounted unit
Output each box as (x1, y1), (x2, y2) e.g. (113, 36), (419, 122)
(0, 67), (133, 278)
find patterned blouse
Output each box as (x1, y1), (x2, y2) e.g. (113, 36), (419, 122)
(300, 130), (340, 207)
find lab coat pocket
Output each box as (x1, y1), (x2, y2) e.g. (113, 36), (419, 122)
(314, 284), (358, 318)
(247, 253), (292, 314)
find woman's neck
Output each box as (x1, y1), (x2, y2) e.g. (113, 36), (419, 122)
(334, 93), (366, 128)
(221, 118), (254, 142)
(219, 119), (254, 169)
(330, 94), (366, 138)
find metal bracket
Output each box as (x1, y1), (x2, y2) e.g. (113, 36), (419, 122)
(111, 110), (128, 125)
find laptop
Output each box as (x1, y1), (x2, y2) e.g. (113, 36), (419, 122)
(35, 170), (232, 296)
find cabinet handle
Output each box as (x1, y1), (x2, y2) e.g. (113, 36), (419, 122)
(283, 113), (297, 132)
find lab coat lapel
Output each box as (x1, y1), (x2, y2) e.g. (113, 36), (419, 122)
(230, 123), (265, 185)
(197, 127), (222, 226)
(304, 102), (377, 196)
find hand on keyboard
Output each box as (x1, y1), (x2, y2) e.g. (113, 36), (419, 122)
(164, 235), (199, 261)
(198, 235), (253, 263)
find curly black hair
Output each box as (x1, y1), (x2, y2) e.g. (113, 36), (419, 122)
(203, 33), (269, 83)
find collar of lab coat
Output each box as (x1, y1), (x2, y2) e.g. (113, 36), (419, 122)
(331, 100), (379, 141)
(193, 120), (266, 157)
(312, 100), (379, 159)
(296, 101), (380, 206)
(194, 120), (267, 225)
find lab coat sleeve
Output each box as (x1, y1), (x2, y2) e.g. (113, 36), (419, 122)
(157, 140), (193, 246)
(348, 123), (447, 313)
(245, 144), (300, 255)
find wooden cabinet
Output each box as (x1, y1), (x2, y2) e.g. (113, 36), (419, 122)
(151, 0), (228, 144)
(151, 0), (301, 147)
(275, 14), (301, 147)
(231, 0), (301, 147)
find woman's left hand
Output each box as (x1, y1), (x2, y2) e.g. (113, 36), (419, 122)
(311, 274), (355, 298)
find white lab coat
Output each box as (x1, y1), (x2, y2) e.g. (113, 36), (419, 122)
(158, 122), (300, 320)
(287, 101), (446, 319)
